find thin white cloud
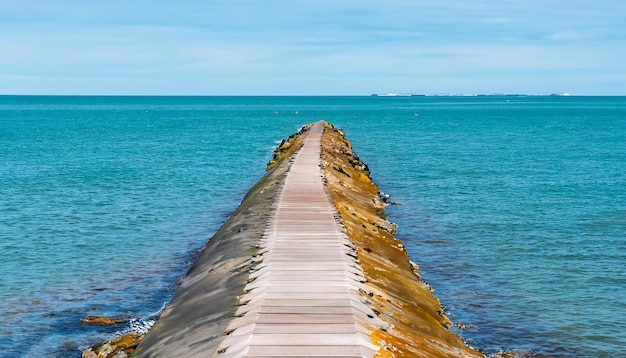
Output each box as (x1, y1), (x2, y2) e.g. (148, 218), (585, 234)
(546, 31), (586, 41)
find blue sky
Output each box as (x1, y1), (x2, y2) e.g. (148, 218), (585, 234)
(1, 1), (625, 95)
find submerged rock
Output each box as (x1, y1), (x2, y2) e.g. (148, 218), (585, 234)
(80, 316), (129, 326)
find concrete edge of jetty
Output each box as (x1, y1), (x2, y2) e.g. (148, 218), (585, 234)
(83, 121), (485, 358)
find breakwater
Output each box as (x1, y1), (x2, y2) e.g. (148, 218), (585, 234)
(85, 121), (483, 357)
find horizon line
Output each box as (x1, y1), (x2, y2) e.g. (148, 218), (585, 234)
(2, 93), (626, 97)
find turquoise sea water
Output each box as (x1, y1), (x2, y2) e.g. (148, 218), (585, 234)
(1, 96), (624, 357)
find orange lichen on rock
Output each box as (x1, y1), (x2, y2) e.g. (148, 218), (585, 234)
(320, 122), (485, 358)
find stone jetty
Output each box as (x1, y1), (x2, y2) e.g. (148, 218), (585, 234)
(86, 121), (484, 357)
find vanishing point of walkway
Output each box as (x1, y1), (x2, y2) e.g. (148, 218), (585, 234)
(216, 122), (382, 357)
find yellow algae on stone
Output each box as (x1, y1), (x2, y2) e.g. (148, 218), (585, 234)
(320, 121), (485, 358)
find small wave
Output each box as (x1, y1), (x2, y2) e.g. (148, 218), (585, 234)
(148, 301), (170, 318)
(127, 301), (169, 335)
(128, 318), (155, 335)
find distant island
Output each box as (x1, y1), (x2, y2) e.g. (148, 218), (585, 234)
(372, 92), (573, 97)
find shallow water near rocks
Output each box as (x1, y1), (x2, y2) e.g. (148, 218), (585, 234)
(1, 95), (624, 357)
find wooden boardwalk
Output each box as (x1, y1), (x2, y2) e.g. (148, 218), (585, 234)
(216, 122), (382, 357)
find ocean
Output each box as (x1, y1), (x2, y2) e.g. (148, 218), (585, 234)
(1, 96), (624, 357)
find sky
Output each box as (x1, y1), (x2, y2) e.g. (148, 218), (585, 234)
(1, 1), (625, 95)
